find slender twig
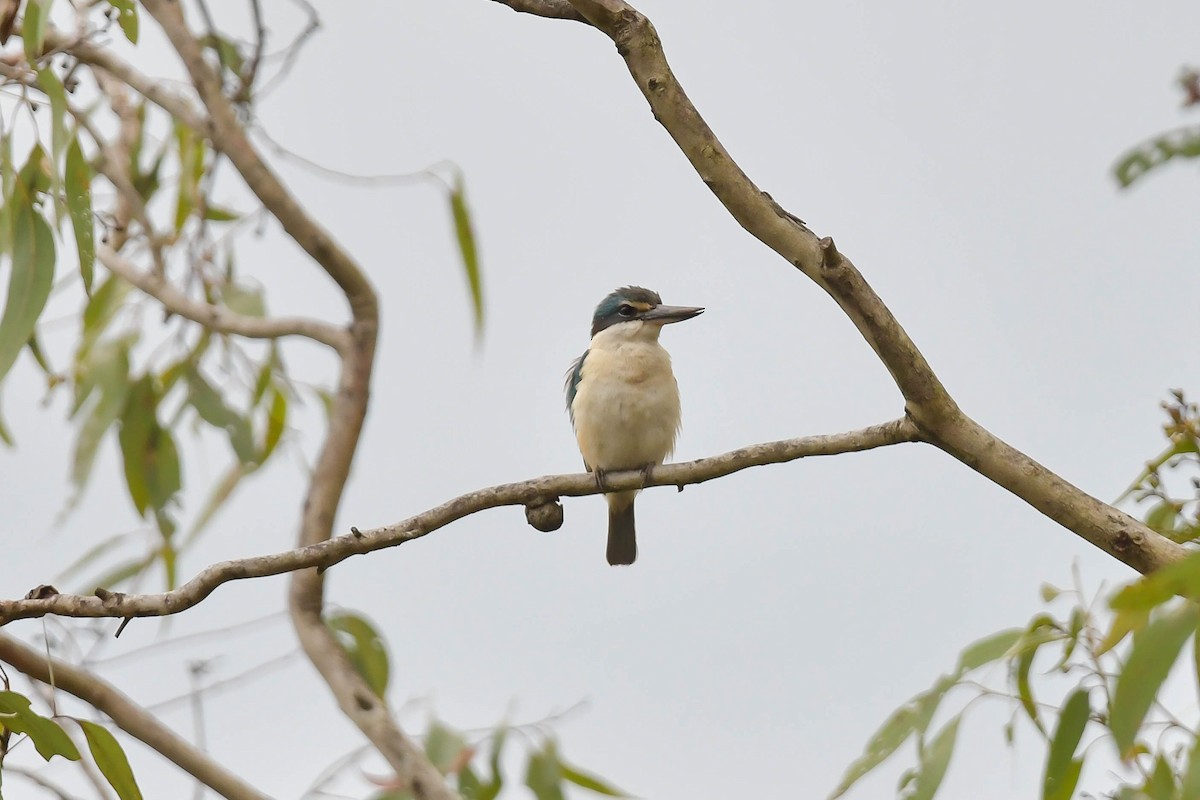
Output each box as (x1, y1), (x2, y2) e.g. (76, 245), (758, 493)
(97, 245), (349, 351)
(0, 418), (919, 625)
(0, 634), (270, 800)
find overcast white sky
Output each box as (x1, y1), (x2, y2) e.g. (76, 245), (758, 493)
(5, 1), (1200, 798)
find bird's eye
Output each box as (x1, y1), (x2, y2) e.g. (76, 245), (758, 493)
(617, 304), (636, 317)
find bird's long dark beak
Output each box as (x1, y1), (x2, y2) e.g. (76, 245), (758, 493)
(641, 305), (704, 324)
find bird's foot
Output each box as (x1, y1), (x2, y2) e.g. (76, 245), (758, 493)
(639, 463), (655, 489)
(593, 467), (610, 493)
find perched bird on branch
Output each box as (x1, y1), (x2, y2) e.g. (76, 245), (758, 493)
(565, 286), (704, 565)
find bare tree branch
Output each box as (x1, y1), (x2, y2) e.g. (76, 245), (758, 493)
(0, 634), (269, 800)
(493, 0), (1193, 576)
(0, 419), (918, 625)
(490, 0), (588, 23)
(97, 245), (350, 351)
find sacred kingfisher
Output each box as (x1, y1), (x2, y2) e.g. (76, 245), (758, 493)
(565, 287), (704, 565)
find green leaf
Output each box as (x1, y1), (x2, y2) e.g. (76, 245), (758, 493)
(1015, 646), (1043, 735)
(1114, 126), (1200, 189)
(0, 395), (14, 446)
(56, 531), (137, 586)
(326, 611), (390, 698)
(1144, 501), (1180, 536)
(90, 554), (155, 591)
(35, 66), (68, 168)
(106, 0), (139, 43)
(0, 184), (56, 384)
(1111, 549), (1200, 611)
(23, 0), (51, 62)
(1042, 689), (1090, 800)
(222, 282), (266, 317)
(525, 740), (565, 800)
(905, 715), (960, 800)
(955, 628), (1022, 674)
(424, 721), (469, 775)
(203, 205), (240, 222)
(1179, 723), (1200, 799)
(117, 376), (182, 517)
(172, 122), (204, 233)
(77, 719), (142, 800)
(260, 386), (287, 462)
(71, 338), (132, 498)
(78, 276), (133, 367)
(476, 724), (507, 800)
(185, 369), (257, 464)
(1110, 602), (1200, 756)
(65, 136), (96, 295)
(180, 463), (246, 551)
(0, 691), (80, 761)
(449, 173), (484, 336)
(1145, 753), (1177, 800)
(829, 696), (920, 798)
(560, 758), (627, 796)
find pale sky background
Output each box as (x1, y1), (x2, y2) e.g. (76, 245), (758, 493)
(4, 1), (1200, 798)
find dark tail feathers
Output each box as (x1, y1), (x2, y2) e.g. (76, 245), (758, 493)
(607, 502), (637, 566)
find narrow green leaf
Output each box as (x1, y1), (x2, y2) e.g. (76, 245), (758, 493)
(56, 531), (137, 585)
(0, 691), (80, 761)
(203, 205), (240, 222)
(906, 715), (960, 800)
(186, 369), (257, 464)
(1145, 753), (1178, 800)
(424, 721), (468, 775)
(1111, 549), (1200, 611)
(1179, 722), (1200, 799)
(326, 611), (390, 698)
(1096, 607), (1148, 657)
(71, 338), (131, 498)
(78, 276), (133, 368)
(260, 387), (287, 462)
(1110, 602), (1200, 756)
(449, 173), (484, 336)
(180, 463), (246, 551)
(23, 0), (51, 62)
(90, 554), (155, 591)
(222, 282), (266, 317)
(1113, 127), (1200, 188)
(525, 740), (565, 800)
(0, 190), (56, 383)
(1043, 689), (1090, 800)
(117, 376), (156, 515)
(173, 123), (197, 232)
(65, 136), (96, 295)
(1144, 501), (1180, 536)
(106, 0), (139, 43)
(77, 719), (142, 800)
(560, 759), (627, 796)
(955, 628), (1022, 674)
(1016, 646), (1044, 735)
(828, 697), (919, 798)
(0, 395), (14, 446)
(35, 66), (68, 168)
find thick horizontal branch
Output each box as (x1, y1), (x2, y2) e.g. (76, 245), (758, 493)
(0, 633), (269, 800)
(0, 419), (918, 625)
(98, 245), (350, 351)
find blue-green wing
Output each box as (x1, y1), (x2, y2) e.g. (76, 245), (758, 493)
(564, 350), (587, 425)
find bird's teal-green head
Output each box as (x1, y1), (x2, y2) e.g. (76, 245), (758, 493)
(590, 286), (704, 337)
